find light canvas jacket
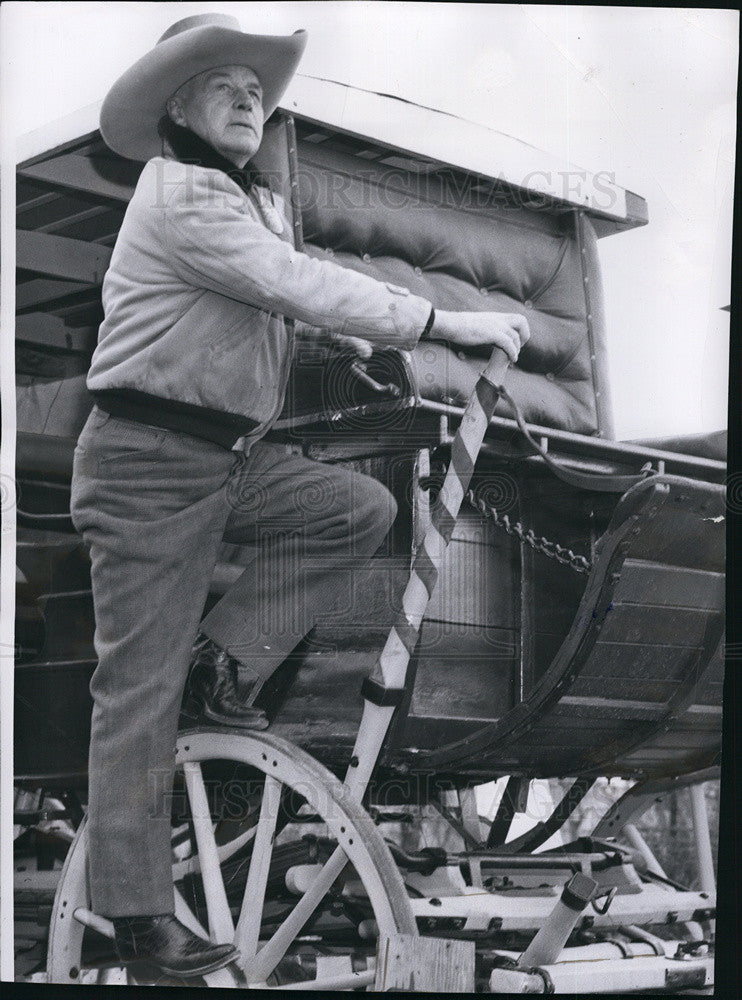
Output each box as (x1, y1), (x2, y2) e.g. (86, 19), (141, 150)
(87, 156), (433, 447)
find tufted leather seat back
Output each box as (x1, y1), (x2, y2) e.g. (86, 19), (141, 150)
(294, 139), (614, 438)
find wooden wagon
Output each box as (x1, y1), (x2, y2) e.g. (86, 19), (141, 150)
(14, 78), (725, 992)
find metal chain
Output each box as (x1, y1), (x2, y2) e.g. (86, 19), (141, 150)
(465, 487), (593, 575)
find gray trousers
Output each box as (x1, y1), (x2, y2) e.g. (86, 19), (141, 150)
(70, 406), (396, 917)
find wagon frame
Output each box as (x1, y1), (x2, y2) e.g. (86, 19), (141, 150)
(13, 79), (726, 992)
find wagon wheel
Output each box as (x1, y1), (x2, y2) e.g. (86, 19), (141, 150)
(47, 728), (416, 988)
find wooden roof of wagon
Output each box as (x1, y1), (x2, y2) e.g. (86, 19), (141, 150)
(16, 74), (648, 235)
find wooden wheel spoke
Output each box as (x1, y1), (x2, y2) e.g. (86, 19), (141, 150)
(182, 761), (235, 944)
(172, 823), (257, 881)
(71, 907), (114, 938)
(173, 885), (210, 938)
(249, 845), (347, 984)
(234, 774), (282, 969)
(174, 885), (243, 987)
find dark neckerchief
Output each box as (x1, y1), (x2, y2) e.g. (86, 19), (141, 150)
(157, 115), (267, 195)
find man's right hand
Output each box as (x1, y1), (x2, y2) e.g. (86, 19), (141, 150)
(430, 310), (530, 363)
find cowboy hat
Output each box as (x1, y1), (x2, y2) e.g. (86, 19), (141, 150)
(100, 13), (307, 161)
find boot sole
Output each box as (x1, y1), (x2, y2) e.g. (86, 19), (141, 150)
(126, 949), (238, 981)
(197, 699), (269, 731)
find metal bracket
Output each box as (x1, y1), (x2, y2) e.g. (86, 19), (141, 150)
(591, 886), (617, 915)
(360, 677), (406, 707)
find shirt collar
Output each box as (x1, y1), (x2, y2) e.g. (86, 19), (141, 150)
(157, 116), (265, 194)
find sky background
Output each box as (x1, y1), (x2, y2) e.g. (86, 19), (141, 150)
(2, 2), (738, 438)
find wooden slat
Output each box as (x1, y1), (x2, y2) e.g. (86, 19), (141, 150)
(660, 720), (721, 738)
(695, 684), (724, 710)
(16, 189), (98, 231)
(16, 313), (97, 355)
(374, 934), (475, 993)
(18, 128), (107, 170)
(631, 505), (725, 571)
(596, 602), (716, 648)
(645, 727), (721, 747)
(47, 300), (105, 328)
(686, 703), (724, 715)
(16, 278), (93, 310)
(619, 747), (709, 763)
(556, 695), (666, 721)
(19, 152), (138, 203)
(509, 726), (635, 751)
(572, 676), (683, 703)
(619, 559), (724, 610)
(16, 344), (89, 379)
(578, 641), (702, 684)
(17, 229), (112, 283)
(93, 230), (123, 246)
(61, 216), (125, 247)
(16, 191), (59, 214)
(526, 712), (644, 734)
(37, 204), (111, 235)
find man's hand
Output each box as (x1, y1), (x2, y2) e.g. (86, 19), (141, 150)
(430, 310), (530, 363)
(329, 332), (373, 360)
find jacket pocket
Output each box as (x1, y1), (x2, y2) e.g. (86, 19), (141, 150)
(201, 310), (274, 418)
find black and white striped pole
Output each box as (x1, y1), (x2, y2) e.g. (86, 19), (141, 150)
(344, 345), (510, 800)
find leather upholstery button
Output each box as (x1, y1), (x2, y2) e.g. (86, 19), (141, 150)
(524, 299), (533, 308)
(389, 302), (397, 311)
(414, 266), (422, 275)
(325, 248), (334, 256)
(479, 287), (489, 296)
(362, 253), (371, 263)
(545, 372), (555, 381)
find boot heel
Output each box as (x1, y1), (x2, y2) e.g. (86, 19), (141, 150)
(125, 959), (169, 984)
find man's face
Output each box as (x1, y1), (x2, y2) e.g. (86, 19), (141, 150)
(167, 65), (264, 166)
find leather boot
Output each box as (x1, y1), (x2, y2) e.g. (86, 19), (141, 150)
(186, 635), (268, 729)
(112, 913), (238, 979)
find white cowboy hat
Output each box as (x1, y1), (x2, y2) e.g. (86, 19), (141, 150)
(100, 12), (307, 161)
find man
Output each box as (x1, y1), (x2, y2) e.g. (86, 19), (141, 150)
(71, 13), (529, 978)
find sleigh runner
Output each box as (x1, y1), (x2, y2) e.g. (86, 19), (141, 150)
(15, 79), (724, 991)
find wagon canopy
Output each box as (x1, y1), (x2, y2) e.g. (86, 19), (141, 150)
(16, 75), (648, 447)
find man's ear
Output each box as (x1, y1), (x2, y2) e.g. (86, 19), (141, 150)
(166, 97), (187, 127)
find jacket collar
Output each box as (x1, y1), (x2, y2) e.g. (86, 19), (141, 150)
(157, 116), (265, 194)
